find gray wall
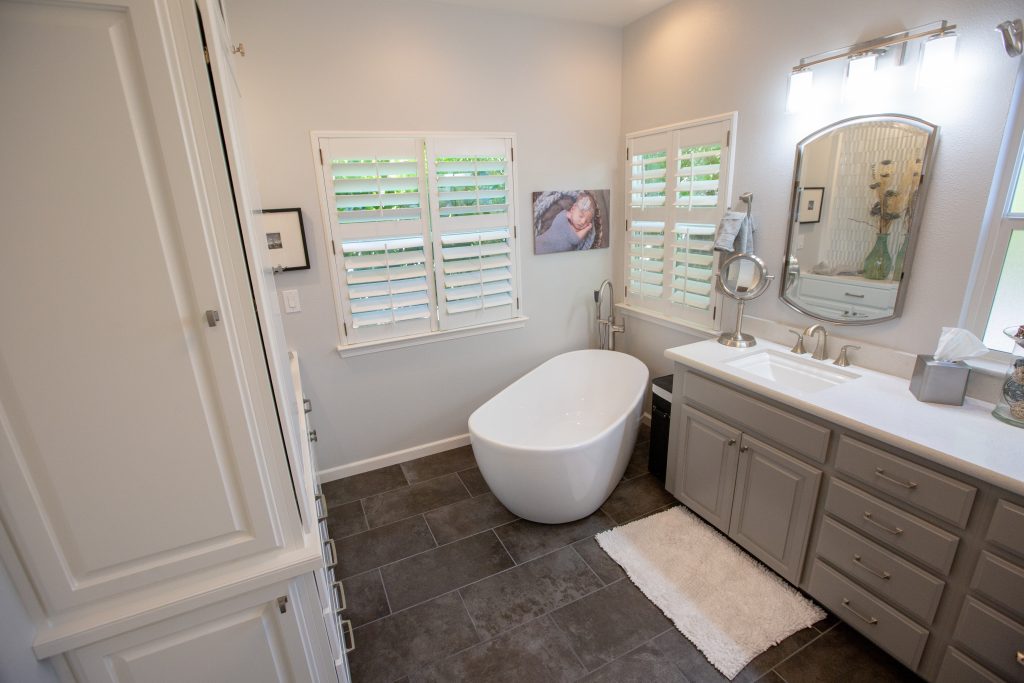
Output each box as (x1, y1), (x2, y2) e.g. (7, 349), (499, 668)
(0, 561), (58, 683)
(618, 0), (1020, 378)
(229, 0), (623, 473)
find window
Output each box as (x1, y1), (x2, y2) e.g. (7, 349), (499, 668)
(624, 113), (737, 329)
(965, 73), (1024, 355)
(313, 133), (522, 349)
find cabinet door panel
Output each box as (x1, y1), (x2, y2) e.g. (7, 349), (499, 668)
(670, 406), (740, 533)
(730, 436), (821, 583)
(70, 580), (320, 683)
(0, 0), (282, 612)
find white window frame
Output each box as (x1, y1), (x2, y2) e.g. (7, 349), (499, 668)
(962, 65), (1024, 362)
(311, 131), (526, 356)
(622, 112), (738, 333)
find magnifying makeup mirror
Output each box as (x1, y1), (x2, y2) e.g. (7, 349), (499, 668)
(717, 252), (774, 348)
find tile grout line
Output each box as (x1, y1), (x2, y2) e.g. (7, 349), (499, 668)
(758, 618), (836, 681)
(422, 512), (440, 547)
(352, 542), (622, 636)
(455, 589), (485, 644)
(568, 542), (607, 587)
(349, 472), (476, 534)
(567, 625), (675, 682)
(377, 567), (394, 618)
(491, 526), (518, 566)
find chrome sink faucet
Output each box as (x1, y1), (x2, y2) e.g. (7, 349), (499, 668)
(803, 324), (829, 360)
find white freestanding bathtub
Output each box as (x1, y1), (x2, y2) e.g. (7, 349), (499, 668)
(469, 350), (649, 524)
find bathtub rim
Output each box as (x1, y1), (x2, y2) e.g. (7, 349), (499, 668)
(468, 349), (649, 453)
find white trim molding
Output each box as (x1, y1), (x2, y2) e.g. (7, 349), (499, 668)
(317, 433), (472, 482)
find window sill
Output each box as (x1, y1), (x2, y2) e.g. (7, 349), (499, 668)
(336, 317), (528, 358)
(615, 303), (719, 340)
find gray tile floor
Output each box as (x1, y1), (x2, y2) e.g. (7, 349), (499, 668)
(322, 428), (920, 683)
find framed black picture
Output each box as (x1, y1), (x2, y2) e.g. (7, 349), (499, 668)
(797, 187), (824, 224)
(260, 208), (310, 271)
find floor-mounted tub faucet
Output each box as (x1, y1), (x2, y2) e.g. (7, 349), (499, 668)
(595, 279), (625, 351)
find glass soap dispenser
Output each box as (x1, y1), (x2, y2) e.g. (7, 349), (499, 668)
(993, 326), (1024, 428)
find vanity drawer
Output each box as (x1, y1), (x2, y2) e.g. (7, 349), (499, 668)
(835, 436), (976, 528)
(808, 560), (929, 669)
(797, 276), (897, 310)
(816, 517), (944, 624)
(971, 551), (1024, 622)
(953, 597), (1024, 682)
(683, 373), (830, 463)
(987, 500), (1024, 560)
(937, 648), (1004, 683)
(824, 479), (959, 575)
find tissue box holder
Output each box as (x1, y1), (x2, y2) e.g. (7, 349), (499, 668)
(909, 355), (969, 406)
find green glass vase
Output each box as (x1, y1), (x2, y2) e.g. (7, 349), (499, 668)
(863, 233), (892, 280)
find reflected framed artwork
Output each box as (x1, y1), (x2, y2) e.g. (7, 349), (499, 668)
(260, 208), (310, 271)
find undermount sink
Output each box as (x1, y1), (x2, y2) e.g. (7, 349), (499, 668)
(724, 349), (860, 393)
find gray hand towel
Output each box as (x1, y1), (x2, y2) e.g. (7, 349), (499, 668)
(714, 211), (755, 253)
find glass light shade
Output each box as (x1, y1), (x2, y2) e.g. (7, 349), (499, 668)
(918, 33), (958, 89)
(844, 53), (877, 100)
(786, 70), (814, 113)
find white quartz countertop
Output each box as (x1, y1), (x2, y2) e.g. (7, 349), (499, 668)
(665, 339), (1024, 496)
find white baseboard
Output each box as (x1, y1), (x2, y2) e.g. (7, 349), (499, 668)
(317, 433), (471, 483)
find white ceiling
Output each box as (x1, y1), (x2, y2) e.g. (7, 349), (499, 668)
(424, 0), (675, 27)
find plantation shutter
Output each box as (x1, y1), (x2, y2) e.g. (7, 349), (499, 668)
(669, 120), (730, 315)
(625, 115), (734, 326)
(626, 132), (671, 308)
(426, 137), (519, 330)
(318, 137), (436, 343)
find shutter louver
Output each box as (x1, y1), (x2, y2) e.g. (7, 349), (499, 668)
(320, 137), (436, 343)
(670, 223), (716, 310)
(427, 137), (518, 330)
(624, 116), (734, 327)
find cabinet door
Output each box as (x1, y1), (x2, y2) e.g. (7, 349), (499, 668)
(729, 435), (821, 583)
(69, 577), (332, 683)
(669, 406), (741, 533)
(0, 0), (288, 612)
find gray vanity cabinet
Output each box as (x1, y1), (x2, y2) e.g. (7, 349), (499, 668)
(668, 404), (821, 583)
(730, 435), (822, 583)
(669, 406), (741, 533)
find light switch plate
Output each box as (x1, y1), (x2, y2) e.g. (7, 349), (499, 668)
(282, 289), (301, 313)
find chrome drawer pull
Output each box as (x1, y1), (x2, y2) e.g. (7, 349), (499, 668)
(852, 554), (891, 580)
(862, 511), (903, 535)
(323, 538), (337, 569)
(842, 598), (878, 625)
(874, 467), (918, 489)
(315, 493), (328, 522)
(331, 580), (347, 613)
(843, 292), (866, 299)
(341, 619), (355, 653)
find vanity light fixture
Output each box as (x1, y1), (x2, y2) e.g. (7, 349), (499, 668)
(789, 20), (957, 108)
(844, 50), (882, 100)
(786, 69), (814, 113)
(918, 31), (959, 89)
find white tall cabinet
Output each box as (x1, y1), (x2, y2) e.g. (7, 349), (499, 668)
(0, 0), (345, 680)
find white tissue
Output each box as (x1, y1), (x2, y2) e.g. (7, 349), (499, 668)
(933, 327), (988, 362)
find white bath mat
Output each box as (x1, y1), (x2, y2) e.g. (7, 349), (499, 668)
(595, 506), (825, 679)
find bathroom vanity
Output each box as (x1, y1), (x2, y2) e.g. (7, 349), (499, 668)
(665, 340), (1024, 683)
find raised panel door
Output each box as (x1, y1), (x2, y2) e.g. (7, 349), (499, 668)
(670, 406), (741, 533)
(0, 0), (286, 612)
(729, 435), (821, 583)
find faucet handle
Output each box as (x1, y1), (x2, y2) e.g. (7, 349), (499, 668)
(788, 329), (806, 355)
(833, 345), (861, 367)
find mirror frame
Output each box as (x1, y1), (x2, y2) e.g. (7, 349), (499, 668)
(780, 113), (939, 325)
(718, 252), (772, 301)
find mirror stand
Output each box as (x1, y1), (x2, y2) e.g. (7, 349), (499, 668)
(716, 252), (774, 348)
(718, 299), (757, 348)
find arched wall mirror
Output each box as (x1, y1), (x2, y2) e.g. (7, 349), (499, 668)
(780, 114), (939, 324)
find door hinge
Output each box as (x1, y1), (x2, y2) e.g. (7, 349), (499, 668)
(332, 239), (338, 254)
(513, 225), (517, 239)
(343, 321), (348, 335)
(319, 148), (324, 165)
(277, 596), (288, 614)
(516, 297), (520, 309)
(713, 305), (717, 321)
(510, 146), (514, 162)
(202, 47), (210, 65)
(725, 131), (731, 148)
(626, 147), (629, 161)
